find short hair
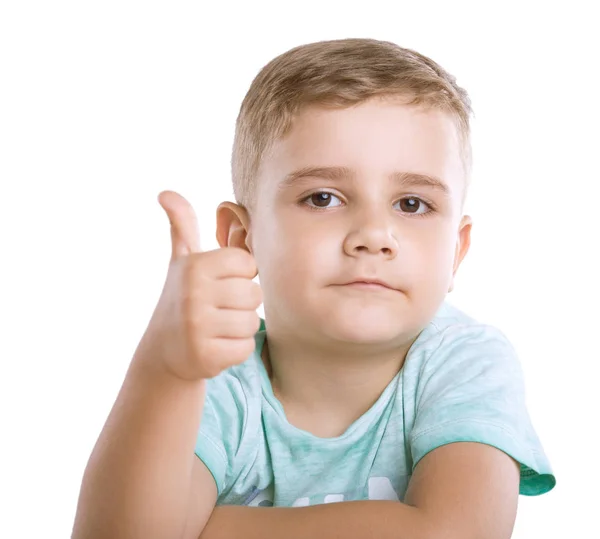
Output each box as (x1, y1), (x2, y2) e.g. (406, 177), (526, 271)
(231, 38), (473, 208)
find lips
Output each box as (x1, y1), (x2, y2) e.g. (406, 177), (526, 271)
(338, 278), (397, 291)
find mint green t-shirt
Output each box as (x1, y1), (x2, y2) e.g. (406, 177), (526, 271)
(194, 302), (555, 506)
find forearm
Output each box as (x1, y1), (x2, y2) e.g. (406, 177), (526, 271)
(201, 501), (434, 539)
(72, 341), (206, 539)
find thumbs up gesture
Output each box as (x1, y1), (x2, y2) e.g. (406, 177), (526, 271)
(139, 191), (262, 381)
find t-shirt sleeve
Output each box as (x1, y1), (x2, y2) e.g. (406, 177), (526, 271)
(194, 372), (249, 496)
(409, 324), (556, 496)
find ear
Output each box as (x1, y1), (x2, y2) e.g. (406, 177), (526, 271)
(216, 201), (253, 252)
(448, 215), (472, 293)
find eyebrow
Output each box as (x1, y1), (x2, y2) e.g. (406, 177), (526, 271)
(281, 165), (450, 195)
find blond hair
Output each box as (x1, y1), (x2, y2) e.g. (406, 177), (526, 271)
(232, 38), (473, 208)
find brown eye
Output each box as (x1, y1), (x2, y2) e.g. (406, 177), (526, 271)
(396, 197), (429, 215)
(305, 192), (342, 208)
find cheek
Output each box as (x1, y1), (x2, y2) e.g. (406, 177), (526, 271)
(405, 228), (456, 283)
(429, 234), (457, 267)
(253, 216), (338, 287)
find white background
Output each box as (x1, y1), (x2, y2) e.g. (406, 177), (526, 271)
(1, 1), (598, 537)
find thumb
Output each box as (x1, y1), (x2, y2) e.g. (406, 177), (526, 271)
(158, 190), (201, 258)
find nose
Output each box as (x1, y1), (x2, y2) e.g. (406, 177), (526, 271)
(343, 212), (399, 260)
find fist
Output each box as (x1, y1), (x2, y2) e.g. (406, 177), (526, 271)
(140, 190), (262, 380)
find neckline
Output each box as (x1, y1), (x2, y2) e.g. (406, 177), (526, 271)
(251, 330), (402, 444)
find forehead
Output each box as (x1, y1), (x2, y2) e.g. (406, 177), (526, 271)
(259, 99), (464, 195)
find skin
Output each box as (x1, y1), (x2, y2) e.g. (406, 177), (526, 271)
(217, 97), (472, 437)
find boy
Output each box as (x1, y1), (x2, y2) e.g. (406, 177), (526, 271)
(73, 38), (555, 539)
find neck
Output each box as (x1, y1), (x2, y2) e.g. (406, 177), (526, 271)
(262, 327), (416, 438)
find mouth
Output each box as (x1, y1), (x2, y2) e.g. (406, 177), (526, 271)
(337, 279), (398, 291)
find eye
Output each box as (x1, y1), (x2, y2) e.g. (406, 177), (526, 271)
(394, 196), (430, 215)
(303, 191), (343, 209)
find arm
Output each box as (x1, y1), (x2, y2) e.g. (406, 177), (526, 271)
(72, 190), (260, 538)
(72, 348), (217, 539)
(200, 442), (520, 539)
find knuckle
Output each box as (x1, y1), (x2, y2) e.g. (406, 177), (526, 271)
(239, 280), (261, 306)
(251, 313), (261, 333)
(241, 338), (257, 359)
(231, 340), (254, 365)
(215, 250), (238, 275)
(181, 290), (209, 327)
(189, 261), (211, 291)
(231, 248), (256, 273)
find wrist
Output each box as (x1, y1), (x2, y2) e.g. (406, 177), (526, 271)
(132, 334), (207, 388)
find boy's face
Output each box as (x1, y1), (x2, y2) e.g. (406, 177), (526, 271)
(246, 98), (471, 345)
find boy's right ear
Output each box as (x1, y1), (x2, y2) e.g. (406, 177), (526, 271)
(216, 201), (252, 252)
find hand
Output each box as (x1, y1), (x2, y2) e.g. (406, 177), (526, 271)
(139, 190), (262, 381)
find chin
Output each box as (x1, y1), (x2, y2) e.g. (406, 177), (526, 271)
(318, 309), (410, 345)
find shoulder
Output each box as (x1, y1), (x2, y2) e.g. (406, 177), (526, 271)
(401, 301), (527, 455)
(405, 301), (521, 382)
(413, 301), (512, 346)
(401, 303), (556, 496)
